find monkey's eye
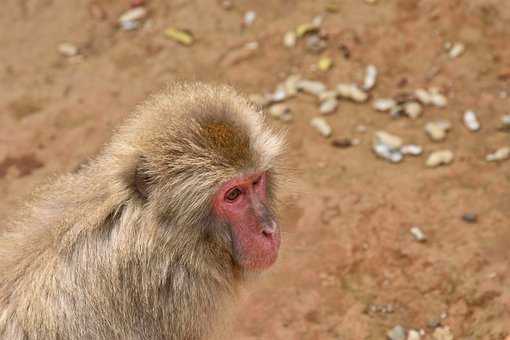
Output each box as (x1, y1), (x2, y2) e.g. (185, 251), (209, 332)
(225, 188), (242, 202)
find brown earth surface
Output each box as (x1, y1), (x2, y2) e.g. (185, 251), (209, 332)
(1, 0), (510, 339)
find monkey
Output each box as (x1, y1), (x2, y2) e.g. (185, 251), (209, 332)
(0, 82), (285, 340)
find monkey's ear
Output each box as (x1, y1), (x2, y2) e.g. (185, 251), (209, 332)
(134, 157), (151, 200)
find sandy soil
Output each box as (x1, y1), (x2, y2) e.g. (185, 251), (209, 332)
(1, 0), (509, 338)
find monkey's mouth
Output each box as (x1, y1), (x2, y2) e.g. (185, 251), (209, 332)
(233, 222), (280, 271)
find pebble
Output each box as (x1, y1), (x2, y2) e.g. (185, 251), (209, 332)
(432, 327), (453, 340)
(500, 115), (510, 130)
(331, 138), (353, 148)
(120, 20), (140, 30)
(305, 34), (327, 54)
(269, 104), (292, 122)
(337, 83), (368, 103)
(363, 64), (378, 91)
(296, 80), (327, 96)
(426, 150), (454, 167)
(373, 98), (396, 112)
(310, 117), (332, 137)
(463, 110), (480, 131)
(243, 11), (256, 26)
(401, 144), (423, 156)
(58, 42), (79, 57)
(404, 101), (423, 119)
(387, 325), (406, 340)
(425, 121), (451, 142)
(318, 57), (333, 71)
(407, 330), (421, 340)
(410, 226), (427, 242)
(448, 42), (465, 59)
(283, 31), (297, 47)
(462, 212), (478, 223)
(320, 98), (338, 114)
(427, 318), (442, 329)
(486, 146), (510, 162)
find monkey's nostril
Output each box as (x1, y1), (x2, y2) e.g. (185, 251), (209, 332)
(261, 222), (276, 237)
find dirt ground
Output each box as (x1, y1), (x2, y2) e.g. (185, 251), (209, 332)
(1, 0), (509, 338)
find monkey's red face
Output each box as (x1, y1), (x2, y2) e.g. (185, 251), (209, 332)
(214, 172), (280, 271)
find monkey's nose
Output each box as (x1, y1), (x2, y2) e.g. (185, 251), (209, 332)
(261, 221), (277, 237)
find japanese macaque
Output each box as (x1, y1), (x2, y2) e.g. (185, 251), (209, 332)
(0, 83), (285, 339)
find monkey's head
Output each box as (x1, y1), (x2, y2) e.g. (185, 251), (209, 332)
(114, 83), (284, 272)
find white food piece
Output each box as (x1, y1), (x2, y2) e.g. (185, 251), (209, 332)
(118, 7), (147, 23)
(310, 117), (332, 137)
(296, 80), (327, 96)
(426, 150), (454, 167)
(425, 121), (451, 142)
(401, 144), (423, 156)
(336, 83), (368, 103)
(463, 110), (480, 131)
(374, 131), (403, 149)
(320, 98), (338, 114)
(404, 101), (423, 119)
(58, 43), (79, 57)
(373, 98), (396, 112)
(363, 64), (378, 91)
(243, 11), (256, 26)
(283, 31), (297, 47)
(486, 147), (510, 162)
(449, 42), (465, 59)
(410, 227), (427, 242)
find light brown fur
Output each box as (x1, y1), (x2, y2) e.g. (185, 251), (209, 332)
(0, 83), (284, 339)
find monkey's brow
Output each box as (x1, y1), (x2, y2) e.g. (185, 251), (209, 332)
(202, 121), (252, 166)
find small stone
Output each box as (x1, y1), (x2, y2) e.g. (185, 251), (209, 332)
(407, 330), (421, 340)
(120, 20), (140, 31)
(500, 115), (510, 131)
(427, 318), (441, 329)
(486, 147), (510, 162)
(331, 138), (353, 148)
(404, 102), (423, 119)
(318, 57), (333, 71)
(305, 34), (327, 54)
(426, 150), (454, 167)
(296, 80), (327, 96)
(387, 325), (406, 340)
(320, 98), (338, 114)
(425, 121), (451, 142)
(337, 83), (368, 103)
(401, 144), (423, 156)
(373, 98), (397, 112)
(283, 31), (297, 48)
(243, 11), (256, 26)
(375, 131), (403, 149)
(58, 43), (79, 57)
(448, 42), (465, 59)
(363, 64), (378, 91)
(432, 327), (453, 340)
(410, 226), (427, 242)
(463, 110), (480, 131)
(462, 212), (478, 223)
(310, 117), (332, 137)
